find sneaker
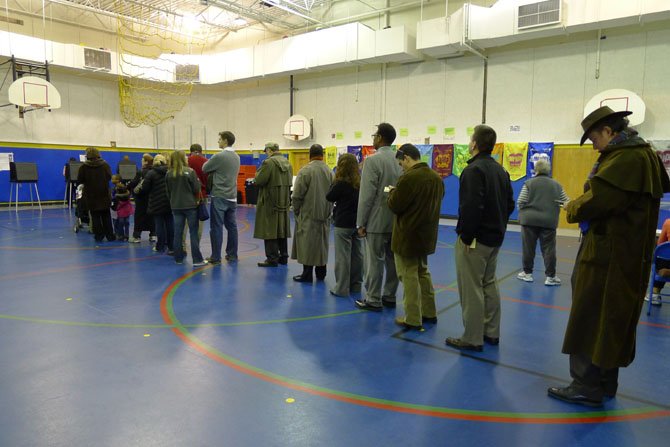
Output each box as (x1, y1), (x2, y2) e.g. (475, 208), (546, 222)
(206, 257), (222, 265)
(175, 260), (184, 265)
(545, 276), (562, 286)
(167, 250), (175, 256)
(652, 294), (662, 306)
(128, 237), (141, 243)
(149, 236), (157, 242)
(517, 272), (533, 282)
(193, 260), (209, 268)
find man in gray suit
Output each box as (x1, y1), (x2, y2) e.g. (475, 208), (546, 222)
(354, 123), (403, 311)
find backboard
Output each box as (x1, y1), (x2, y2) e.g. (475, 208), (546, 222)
(8, 76), (62, 109)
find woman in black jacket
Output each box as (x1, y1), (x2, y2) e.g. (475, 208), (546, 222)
(137, 154), (173, 253)
(128, 154), (156, 243)
(326, 153), (363, 296)
(77, 147), (115, 242)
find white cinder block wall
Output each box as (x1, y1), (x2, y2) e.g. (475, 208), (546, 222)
(1, 11), (669, 149)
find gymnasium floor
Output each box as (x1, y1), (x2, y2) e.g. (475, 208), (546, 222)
(0, 206), (668, 447)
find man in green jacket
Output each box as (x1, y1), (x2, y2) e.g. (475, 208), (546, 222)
(254, 142), (293, 267)
(388, 144), (445, 330)
(548, 106), (670, 407)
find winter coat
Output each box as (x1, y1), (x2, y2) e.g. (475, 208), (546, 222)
(77, 158), (112, 211)
(326, 181), (359, 228)
(563, 136), (670, 369)
(290, 160), (334, 265)
(166, 167), (201, 210)
(139, 165), (171, 216)
(388, 162), (445, 258)
(456, 152), (515, 247)
(253, 153), (293, 240)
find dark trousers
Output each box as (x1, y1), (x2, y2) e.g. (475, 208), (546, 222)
(90, 209), (115, 241)
(154, 213), (174, 252)
(653, 258), (670, 289)
(264, 238), (288, 263)
(521, 225), (557, 276)
(569, 353), (619, 399)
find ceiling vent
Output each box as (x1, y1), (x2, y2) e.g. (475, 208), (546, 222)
(517, 0), (561, 30)
(84, 48), (112, 71)
(175, 64), (200, 83)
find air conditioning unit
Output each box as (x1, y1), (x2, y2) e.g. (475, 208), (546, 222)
(84, 48), (112, 71)
(517, 0), (561, 30)
(175, 64), (200, 83)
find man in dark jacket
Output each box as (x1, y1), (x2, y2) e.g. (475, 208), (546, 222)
(547, 106), (670, 407)
(446, 125), (514, 351)
(388, 144), (444, 330)
(77, 147), (115, 242)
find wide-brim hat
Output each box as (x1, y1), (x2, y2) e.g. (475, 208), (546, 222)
(580, 106), (632, 145)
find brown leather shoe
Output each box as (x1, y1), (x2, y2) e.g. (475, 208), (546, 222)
(445, 337), (483, 352)
(547, 385), (603, 407)
(394, 317), (423, 331)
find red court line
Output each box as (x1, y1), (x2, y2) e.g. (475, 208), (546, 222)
(0, 254), (160, 281)
(160, 272), (670, 424)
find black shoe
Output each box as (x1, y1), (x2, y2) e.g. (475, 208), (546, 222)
(483, 336), (500, 346)
(278, 257), (288, 265)
(329, 290), (347, 297)
(382, 298), (396, 308)
(445, 337), (483, 352)
(395, 317), (423, 331)
(354, 300), (383, 312)
(258, 261), (278, 267)
(293, 274), (313, 283)
(422, 316), (438, 324)
(315, 266), (326, 280)
(206, 257), (222, 265)
(547, 386), (603, 407)
(224, 255), (238, 262)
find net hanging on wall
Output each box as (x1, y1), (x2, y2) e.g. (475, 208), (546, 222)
(114, 1), (208, 128)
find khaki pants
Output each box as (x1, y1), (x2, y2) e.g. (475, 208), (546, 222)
(394, 253), (436, 327)
(454, 237), (501, 345)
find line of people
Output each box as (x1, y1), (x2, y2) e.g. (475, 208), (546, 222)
(75, 107), (669, 409)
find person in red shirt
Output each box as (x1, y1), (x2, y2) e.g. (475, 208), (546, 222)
(187, 143), (209, 241)
(648, 218), (670, 305)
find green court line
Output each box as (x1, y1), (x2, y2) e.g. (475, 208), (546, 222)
(0, 309), (363, 329)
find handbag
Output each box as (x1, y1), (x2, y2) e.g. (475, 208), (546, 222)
(197, 200), (210, 221)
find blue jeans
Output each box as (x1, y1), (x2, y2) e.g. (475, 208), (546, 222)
(154, 213), (174, 252)
(209, 197), (238, 261)
(115, 217), (130, 239)
(173, 208), (203, 263)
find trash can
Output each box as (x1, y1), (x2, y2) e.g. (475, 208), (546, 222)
(245, 179), (258, 205)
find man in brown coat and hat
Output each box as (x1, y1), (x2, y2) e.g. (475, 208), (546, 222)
(548, 106), (670, 407)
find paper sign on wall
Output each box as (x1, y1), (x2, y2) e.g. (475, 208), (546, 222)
(427, 126), (437, 135)
(354, 131), (362, 139)
(0, 152), (14, 171)
(399, 128), (409, 137)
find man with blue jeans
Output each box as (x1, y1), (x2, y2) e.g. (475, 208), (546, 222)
(203, 131), (241, 264)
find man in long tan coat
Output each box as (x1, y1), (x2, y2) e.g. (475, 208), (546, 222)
(254, 142), (293, 267)
(548, 106), (670, 407)
(291, 144), (334, 282)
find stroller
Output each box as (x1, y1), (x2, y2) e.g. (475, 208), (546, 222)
(73, 184), (92, 233)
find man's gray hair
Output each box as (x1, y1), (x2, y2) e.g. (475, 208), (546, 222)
(534, 159), (551, 175)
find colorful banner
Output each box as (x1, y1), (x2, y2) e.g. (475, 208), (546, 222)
(416, 144), (434, 168)
(432, 144), (453, 178)
(491, 143), (504, 165)
(527, 142), (554, 177)
(453, 144), (470, 177)
(325, 146), (338, 169)
(503, 143), (528, 181)
(347, 145), (362, 163)
(362, 145), (375, 160)
(651, 141), (670, 177)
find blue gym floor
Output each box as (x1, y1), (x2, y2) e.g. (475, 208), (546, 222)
(1, 206), (668, 446)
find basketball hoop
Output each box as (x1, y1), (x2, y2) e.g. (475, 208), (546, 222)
(283, 114), (311, 142)
(283, 134), (300, 141)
